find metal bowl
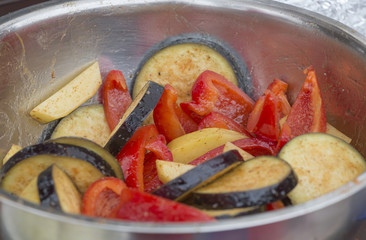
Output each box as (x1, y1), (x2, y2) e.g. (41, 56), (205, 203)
(1, 0), (366, 239)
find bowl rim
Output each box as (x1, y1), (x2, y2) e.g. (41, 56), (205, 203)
(1, 0), (366, 234)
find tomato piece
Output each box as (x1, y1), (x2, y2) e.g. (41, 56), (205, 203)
(278, 66), (326, 148)
(190, 137), (277, 165)
(198, 112), (252, 136)
(115, 188), (215, 222)
(103, 70), (132, 130)
(82, 177), (126, 218)
(117, 125), (172, 192)
(180, 70), (255, 127)
(153, 84), (198, 142)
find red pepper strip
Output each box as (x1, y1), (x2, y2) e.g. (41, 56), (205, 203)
(267, 78), (291, 117)
(143, 135), (173, 192)
(180, 70), (255, 127)
(266, 200), (285, 211)
(82, 177), (126, 218)
(115, 188), (215, 222)
(190, 137), (277, 165)
(102, 70), (132, 131)
(116, 125), (159, 191)
(277, 66), (326, 149)
(153, 84), (198, 142)
(247, 90), (281, 141)
(198, 112), (252, 136)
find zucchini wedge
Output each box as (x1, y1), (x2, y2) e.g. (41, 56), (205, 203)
(0, 142), (116, 195)
(278, 133), (366, 204)
(37, 165), (81, 214)
(193, 156), (297, 209)
(103, 81), (164, 156)
(49, 137), (123, 180)
(152, 150), (243, 201)
(50, 104), (111, 147)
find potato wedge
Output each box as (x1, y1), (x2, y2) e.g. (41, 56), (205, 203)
(223, 142), (254, 160)
(30, 62), (102, 123)
(167, 128), (247, 164)
(2, 144), (22, 166)
(156, 160), (194, 184)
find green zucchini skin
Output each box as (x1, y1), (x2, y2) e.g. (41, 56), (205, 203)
(49, 137), (123, 180)
(104, 81), (164, 156)
(132, 33), (253, 98)
(0, 142), (116, 180)
(152, 150), (243, 201)
(37, 165), (62, 211)
(193, 156), (298, 209)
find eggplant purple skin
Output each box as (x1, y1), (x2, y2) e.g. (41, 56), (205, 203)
(37, 165), (62, 211)
(0, 142), (116, 181)
(103, 81), (164, 156)
(192, 167), (298, 209)
(152, 150), (243, 201)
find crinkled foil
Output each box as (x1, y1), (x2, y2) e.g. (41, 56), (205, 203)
(276, 0), (366, 36)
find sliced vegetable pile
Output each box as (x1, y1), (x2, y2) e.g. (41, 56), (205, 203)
(1, 42), (366, 223)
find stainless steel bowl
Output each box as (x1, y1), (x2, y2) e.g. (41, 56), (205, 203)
(1, 0), (366, 239)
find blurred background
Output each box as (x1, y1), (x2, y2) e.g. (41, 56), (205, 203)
(0, 0), (48, 16)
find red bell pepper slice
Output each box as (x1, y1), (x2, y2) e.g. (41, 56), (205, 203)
(82, 177), (126, 218)
(267, 78), (291, 118)
(180, 70), (255, 127)
(198, 112), (252, 136)
(115, 187), (215, 222)
(189, 137), (277, 165)
(266, 200), (285, 211)
(116, 124), (172, 192)
(247, 90), (281, 140)
(278, 66), (326, 148)
(103, 70), (132, 130)
(143, 135), (173, 192)
(153, 84), (198, 142)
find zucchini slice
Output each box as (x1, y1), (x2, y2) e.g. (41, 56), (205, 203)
(103, 81), (164, 156)
(50, 104), (111, 147)
(0, 142), (116, 195)
(156, 160), (195, 184)
(37, 165), (81, 214)
(152, 150), (243, 201)
(49, 137), (123, 180)
(278, 133), (366, 205)
(193, 156), (297, 209)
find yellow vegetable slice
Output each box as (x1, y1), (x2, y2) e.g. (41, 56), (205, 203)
(223, 142), (254, 160)
(156, 160), (194, 184)
(278, 133), (366, 204)
(167, 128), (247, 164)
(30, 62), (102, 123)
(2, 144), (22, 166)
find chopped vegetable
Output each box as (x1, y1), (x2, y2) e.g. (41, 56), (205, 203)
(30, 62), (102, 123)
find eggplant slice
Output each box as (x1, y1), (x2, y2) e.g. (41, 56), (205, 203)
(132, 33), (253, 103)
(50, 104), (111, 147)
(278, 133), (366, 205)
(0, 142), (116, 195)
(49, 137), (123, 180)
(193, 156), (297, 209)
(152, 150), (243, 201)
(37, 165), (81, 214)
(103, 81), (164, 156)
